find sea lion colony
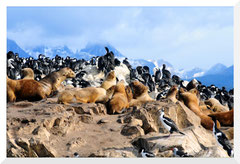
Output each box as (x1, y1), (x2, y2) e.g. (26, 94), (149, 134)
(6, 47), (234, 157)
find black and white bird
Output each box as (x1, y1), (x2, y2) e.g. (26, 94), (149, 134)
(211, 116), (234, 157)
(172, 147), (193, 157)
(132, 138), (155, 158)
(73, 152), (79, 158)
(159, 108), (185, 137)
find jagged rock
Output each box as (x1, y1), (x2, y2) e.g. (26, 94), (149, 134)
(66, 137), (86, 151)
(131, 108), (158, 134)
(72, 103), (107, 115)
(7, 99), (234, 158)
(29, 138), (56, 157)
(121, 125), (145, 136)
(32, 126), (51, 141)
(78, 115), (93, 123)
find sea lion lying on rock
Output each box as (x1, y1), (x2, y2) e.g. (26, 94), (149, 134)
(39, 67), (76, 97)
(100, 71), (117, 90)
(179, 89), (220, 130)
(208, 109), (233, 126)
(129, 80), (155, 107)
(108, 80), (133, 114)
(7, 76), (46, 102)
(57, 86), (115, 105)
(166, 85), (178, 103)
(204, 98), (229, 112)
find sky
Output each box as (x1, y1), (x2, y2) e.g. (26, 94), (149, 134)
(7, 7), (233, 70)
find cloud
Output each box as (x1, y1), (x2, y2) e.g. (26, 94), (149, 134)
(7, 7), (233, 69)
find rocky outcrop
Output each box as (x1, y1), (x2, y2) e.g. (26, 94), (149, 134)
(7, 98), (233, 158)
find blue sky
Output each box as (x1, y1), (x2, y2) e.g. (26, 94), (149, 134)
(7, 7), (233, 70)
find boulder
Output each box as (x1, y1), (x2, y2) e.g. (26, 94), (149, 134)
(121, 125), (145, 137)
(72, 103), (107, 115)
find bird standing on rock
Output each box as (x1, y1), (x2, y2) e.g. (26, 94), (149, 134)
(159, 108), (185, 137)
(132, 138), (155, 158)
(172, 147), (193, 157)
(210, 116), (234, 157)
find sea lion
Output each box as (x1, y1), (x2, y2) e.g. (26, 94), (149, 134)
(199, 104), (214, 115)
(129, 80), (155, 107)
(57, 86), (115, 105)
(179, 90), (220, 130)
(7, 76), (46, 102)
(39, 67), (76, 97)
(166, 85), (178, 103)
(204, 98), (229, 113)
(100, 71), (117, 90)
(186, 79), (200, 91)
(108, 81), (133, 114)
(208, 109), (233, 126)
(21, 68), (34, 79)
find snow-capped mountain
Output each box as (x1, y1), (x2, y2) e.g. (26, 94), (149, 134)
(26, 45), (76, 59)
(194, 65), (233, 90)
(7, 39), (31, 58)
(204, 63), (227, 75)
(174, 67), (205, 80)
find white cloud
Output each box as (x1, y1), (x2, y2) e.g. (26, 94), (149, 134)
(7, 7), (233, 69)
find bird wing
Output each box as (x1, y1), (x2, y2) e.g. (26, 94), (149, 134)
(217, 136), (232, 150)
(163, 116), (178, 130)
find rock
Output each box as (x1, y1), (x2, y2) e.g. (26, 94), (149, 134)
(66, 137), (86, 151)
(117, 118), (124, 124)
(97, 118), (111, 124)
(78, 115), (93, 123)
(121, 125), (145, 137)
(72, 103), (107, 115)
(7, 98), (233, 158)
(222, 127), (234, 140)
(131, 108), (158, 134)
(89, 148), (135, 157)
(32, 126), (51, 141)
(29, 138), (57, 157)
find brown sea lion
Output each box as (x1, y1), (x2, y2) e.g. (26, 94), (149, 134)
(7, 76), (46, 102)
(166, 85), (178, 103)
(39, 67), (75, 97)
(179, 90), (220, 130)
(204, 98), (229, 112)
(129, 80), (155, 107)
(208, 109), (233, 126)
(108, 81), (133, 114)
(57, 86), (115, 105)
(100, 71), (117, 90)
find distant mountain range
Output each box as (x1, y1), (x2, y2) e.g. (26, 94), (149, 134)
(7, 39), (31, 58)
(6, 38), (233, 90)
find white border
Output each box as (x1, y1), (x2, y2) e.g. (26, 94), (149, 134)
(1, 0), (239, 164)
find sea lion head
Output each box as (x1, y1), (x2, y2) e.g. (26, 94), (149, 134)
(130, 80), (148, 99)
(62, 67), (76, 78)
(106, 71), (116, 80)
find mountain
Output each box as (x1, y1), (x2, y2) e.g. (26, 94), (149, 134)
(178, 67), (205, 80)
(204, 63), (227, 75)
(7, 39), (31, 58)
(192, 65), (233, 90)
(26, 45), (76, 59)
